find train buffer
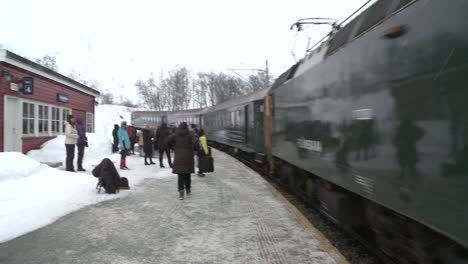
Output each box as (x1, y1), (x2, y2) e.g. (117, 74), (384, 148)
(0, 149), (347, 264)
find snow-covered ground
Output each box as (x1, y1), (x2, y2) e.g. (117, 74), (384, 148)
(0, 104), (170, 243)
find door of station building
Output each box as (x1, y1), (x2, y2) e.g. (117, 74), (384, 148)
(4, 96), (22, 152)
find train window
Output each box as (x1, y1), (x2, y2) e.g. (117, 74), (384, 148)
(354, 0), (394, 37)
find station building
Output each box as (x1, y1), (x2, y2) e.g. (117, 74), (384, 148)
(0, 49), (100, 153)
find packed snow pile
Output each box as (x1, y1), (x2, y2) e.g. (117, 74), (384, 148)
(0, 104), (169, 243)
(95, 104), (146, 142)
(28, 134), (111, 166)
(0, 152), (49, 182)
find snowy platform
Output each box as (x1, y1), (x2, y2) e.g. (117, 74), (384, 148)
(0, 149), (346, 264)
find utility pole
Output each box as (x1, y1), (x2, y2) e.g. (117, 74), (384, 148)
(265, 60), (269, 87)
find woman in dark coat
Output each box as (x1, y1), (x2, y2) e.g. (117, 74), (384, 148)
(166, 122), (197, 200)
(142, 126), (155, 165)
(112, 124), (119, 153)
(76, 117), (87, 171)
(92, 158), (121, 194)
(155, 123), (172, 168)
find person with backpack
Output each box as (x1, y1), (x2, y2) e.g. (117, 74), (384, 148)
(118, 121), (131, 170)
(92, 158), (121, 194)
(65, 115), (79, 172)
(76, 117), (88, 172)
(112, 124), (119, 153)
(155, 123), (173, 168)
(142, 125), (155, 165)
(166, 122), (197, 200)
(197, 129), (210, 177)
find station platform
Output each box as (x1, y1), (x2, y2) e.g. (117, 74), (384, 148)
(0, 149), (347, 264)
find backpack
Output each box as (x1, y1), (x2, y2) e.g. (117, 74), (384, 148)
(119, 177), (130, 189)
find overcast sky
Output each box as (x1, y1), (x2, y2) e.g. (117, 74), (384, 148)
(0, 0), (373, 102)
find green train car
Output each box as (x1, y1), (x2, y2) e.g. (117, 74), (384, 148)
(270, 0), (468, 262)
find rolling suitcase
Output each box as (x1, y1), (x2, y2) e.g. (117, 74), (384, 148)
(199, 155), (214, 173)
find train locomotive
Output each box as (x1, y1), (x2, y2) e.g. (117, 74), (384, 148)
(134, 0), (468, 262)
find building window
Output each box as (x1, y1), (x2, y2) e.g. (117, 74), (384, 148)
(62, 109), (71, 132)
(51, 107), (61, 133)
(22, 102), (35, 135)
(86, 112), (94, 133)
(38, 105), (49, 134)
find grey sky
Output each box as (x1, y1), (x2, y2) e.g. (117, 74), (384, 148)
(0, 0), (372, 102)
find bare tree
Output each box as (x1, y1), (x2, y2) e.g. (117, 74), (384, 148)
(136, 66), (274, 110)
(35, 54), (59, 72)
(100, 90), (114, 104)
(165, 67), (190, 111)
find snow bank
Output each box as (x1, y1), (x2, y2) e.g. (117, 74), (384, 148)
(0, 152), (48, 182)
(1, 151), (173, 243)
(28, 134), (112, 166)
(95, 104), (147, 142)
(0, 104), (168, 243)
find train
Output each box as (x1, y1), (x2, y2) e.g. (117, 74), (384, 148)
(132, 0), (468, 262)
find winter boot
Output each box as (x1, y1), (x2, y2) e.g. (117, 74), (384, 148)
(186, 189), (191, 195)
(149, 158), (155, 165)
(179, 191), (184, 200)
(144, 157), (149, 165)
(122, 159), (130, 170)
(120, 159), (125, 169)
(160, 163), (165, 168)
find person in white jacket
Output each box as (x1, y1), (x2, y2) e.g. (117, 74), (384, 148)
(65, 115), (79, 172)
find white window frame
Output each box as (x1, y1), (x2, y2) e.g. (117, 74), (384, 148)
(37, 104), (50, 135)
(22, 102), (35, 136)
(86, 112), (94, 133)
(51, 107), (61, 134)
(20, 98), (72, 137)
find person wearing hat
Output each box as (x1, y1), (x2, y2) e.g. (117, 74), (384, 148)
(166, 122), (197, 200)
(142, 125), (155, 165)
(65, 114), (79, 172)
(118, 121), (131, 170)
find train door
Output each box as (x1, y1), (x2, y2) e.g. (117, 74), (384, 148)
(254, 100), (265, 152)
(244, 105), (249, 145)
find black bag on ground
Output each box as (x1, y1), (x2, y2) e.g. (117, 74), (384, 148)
(119, 177), (130, 189)
(92, 158), (124, 194)
(199, 155), (214, 173)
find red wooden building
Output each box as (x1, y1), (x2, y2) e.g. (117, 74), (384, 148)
(0, 49), (100, 153)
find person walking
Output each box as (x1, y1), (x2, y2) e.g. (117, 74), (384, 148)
(197, 129), (209, 177)
(118, 121), (131, 170)
(76, 117), (88, 171)
(65, 115), (79, 172)
(112, 124), (119, 153)
(137, 128), (144, 156)
(142, 126), (155, 165)
(166, 122), (197, 200)
(155, 123), (173, 168)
